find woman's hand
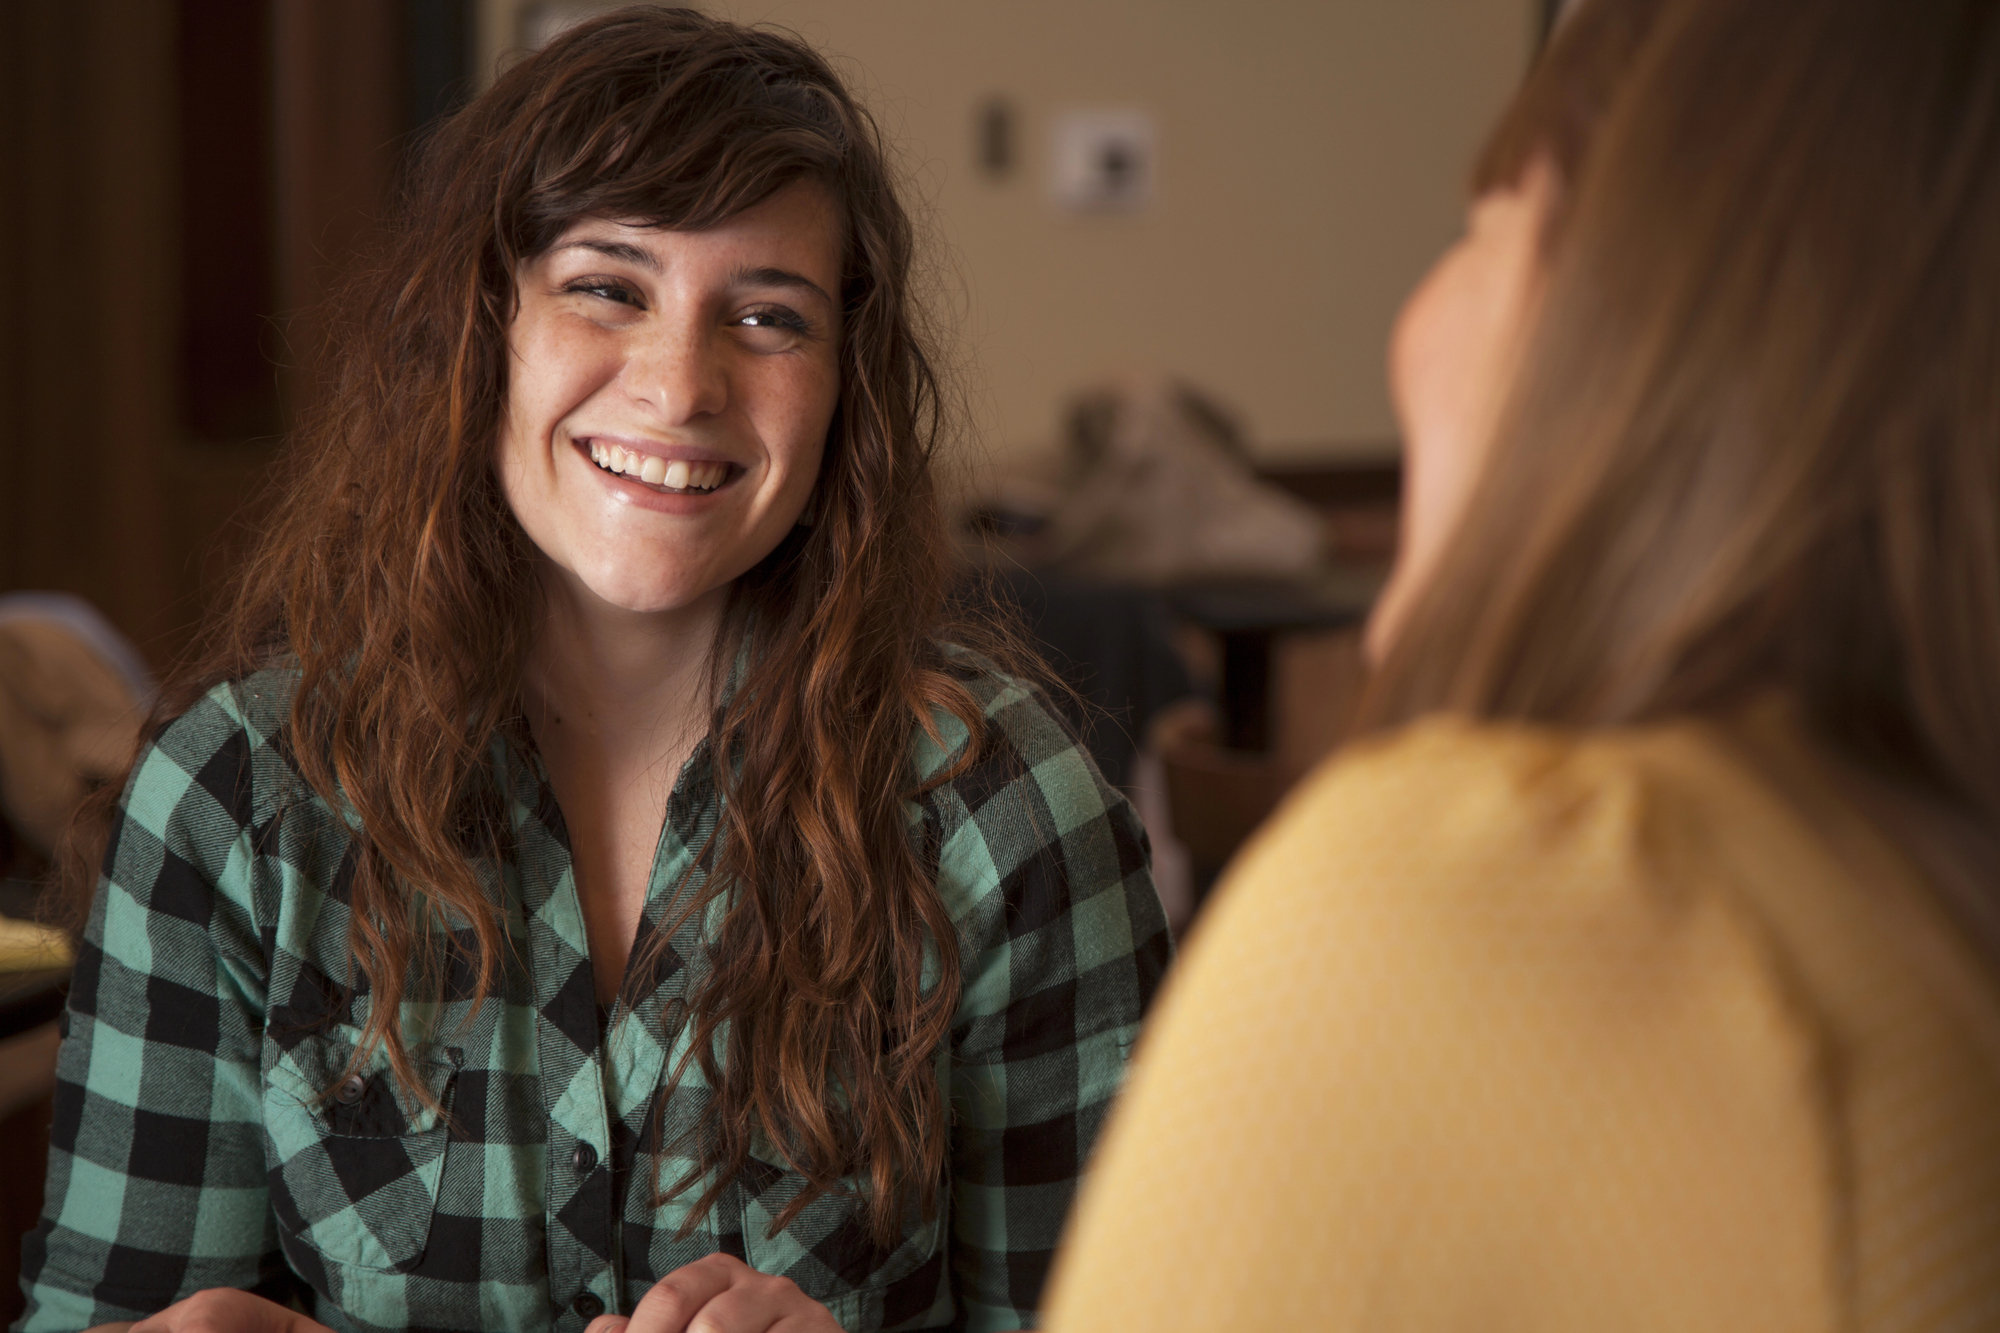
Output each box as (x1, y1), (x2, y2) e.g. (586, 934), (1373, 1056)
(86, 1288), (336, 1333)
(584, 1254), (842, 1333)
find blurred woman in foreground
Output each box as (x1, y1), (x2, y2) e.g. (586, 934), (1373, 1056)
(1046, 0), (2000, 1327)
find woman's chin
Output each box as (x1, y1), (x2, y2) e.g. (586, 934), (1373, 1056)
(601, 585), (722, 619)
(549, 564), (726, 621)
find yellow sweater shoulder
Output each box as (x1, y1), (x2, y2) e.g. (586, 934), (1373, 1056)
(1047, 717), (1846, 1332)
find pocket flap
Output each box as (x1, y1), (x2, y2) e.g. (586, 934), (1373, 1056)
(262, 1027), (462, 1274)
(266, 1028), (462, 1136)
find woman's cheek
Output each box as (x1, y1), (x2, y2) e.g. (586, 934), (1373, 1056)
(1389, 253), (1473, 572)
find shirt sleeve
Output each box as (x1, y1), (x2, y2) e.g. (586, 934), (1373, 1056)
(17, 691), (285, 1332)
(925, 677), (1173, 1331)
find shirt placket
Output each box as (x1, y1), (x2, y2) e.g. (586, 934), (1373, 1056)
(510, 753), (620, 1332)
(605, 768), (722, 1260)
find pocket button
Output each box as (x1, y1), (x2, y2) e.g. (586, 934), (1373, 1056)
(572, 1292), (604, 1319)
(335, 1074), (367, 1106)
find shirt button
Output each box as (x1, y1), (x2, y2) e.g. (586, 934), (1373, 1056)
(572, 1141), (598, 1173)
(572, 1292), (605, 1320)
(335, 1074), (367, 1105)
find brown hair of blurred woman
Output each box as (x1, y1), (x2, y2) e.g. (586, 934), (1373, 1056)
(1363, 0), (2000, 941)
(60, 7), (1011, 1245)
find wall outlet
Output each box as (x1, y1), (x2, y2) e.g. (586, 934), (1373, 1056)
(1049, 110), (1156, 213)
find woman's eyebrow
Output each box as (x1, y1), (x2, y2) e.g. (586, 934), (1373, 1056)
(733, 265), (833, 305)
(550, 247), (830, 306)
(558, 239), (660, 270)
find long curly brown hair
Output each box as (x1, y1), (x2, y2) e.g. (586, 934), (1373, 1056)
(65, 6), (1013, 1246)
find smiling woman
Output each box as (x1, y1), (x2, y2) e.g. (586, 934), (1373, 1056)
(17, 10), (1168, 1333)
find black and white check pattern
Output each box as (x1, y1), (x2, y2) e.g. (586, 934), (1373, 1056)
(17, 663), (1170, 1332)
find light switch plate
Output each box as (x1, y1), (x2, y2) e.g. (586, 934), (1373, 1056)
(1049, 110), (1156, 213)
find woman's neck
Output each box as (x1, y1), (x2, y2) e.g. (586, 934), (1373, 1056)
(521, 567), (729, 1002)
(521, 566), (726, 779)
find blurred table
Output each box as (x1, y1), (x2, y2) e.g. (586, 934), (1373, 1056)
(1, 877), (71, 1041)
(0, 966), (67, 1043)
(0, 936), (63, 1333)
(1166, 567), (1384, 751)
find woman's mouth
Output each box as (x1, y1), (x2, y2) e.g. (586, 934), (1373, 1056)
(586, 440), (733, 493)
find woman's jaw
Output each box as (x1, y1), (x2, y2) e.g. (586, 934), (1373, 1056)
(1367, 157), (1558, 662)
(516, 422), (817, 614)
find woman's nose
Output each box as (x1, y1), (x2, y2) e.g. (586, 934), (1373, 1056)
(624, 318), (728, 423)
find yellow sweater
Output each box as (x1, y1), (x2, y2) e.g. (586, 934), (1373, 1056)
(1044, 715), (2000, 1331)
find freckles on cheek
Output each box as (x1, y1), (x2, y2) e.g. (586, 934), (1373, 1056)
(806, 362), (845, 447)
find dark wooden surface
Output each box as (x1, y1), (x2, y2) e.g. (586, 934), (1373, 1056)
(0, 1), (466, 671)
(0, 1088), (54, 1329)
(1255, 457), (1401, 508)
(0, 970), (68, 1044)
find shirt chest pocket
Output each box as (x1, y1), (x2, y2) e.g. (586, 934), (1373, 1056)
(738, 1157), (945, 1328)
(261, 1029), (463, 1274)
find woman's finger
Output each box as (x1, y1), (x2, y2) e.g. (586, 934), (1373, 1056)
(666, 1281), (800, 1333)
(125, 1288), (337, 1333)
(622, 1255), (749, 1333)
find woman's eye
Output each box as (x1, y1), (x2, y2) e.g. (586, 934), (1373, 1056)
(737, 308), (809, 333)
(566, 280), (641, 308)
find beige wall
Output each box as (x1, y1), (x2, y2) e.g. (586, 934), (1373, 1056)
(477, 1), (1534, 469)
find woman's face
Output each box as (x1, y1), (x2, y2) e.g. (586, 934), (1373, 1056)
(1368, 159), (1556, 659)
(497, 182), (843, 620)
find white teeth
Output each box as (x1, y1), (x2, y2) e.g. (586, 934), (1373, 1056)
(588, 442), (727, 491)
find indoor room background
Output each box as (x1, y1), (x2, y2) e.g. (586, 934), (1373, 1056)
(0, 0), (1535, 665)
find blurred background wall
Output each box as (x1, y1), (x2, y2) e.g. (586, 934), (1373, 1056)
(0, 0), (454, 667)
(0, 0), (1531, 664)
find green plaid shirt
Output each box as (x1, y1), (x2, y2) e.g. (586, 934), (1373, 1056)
(17, 664), (1169, 1333)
